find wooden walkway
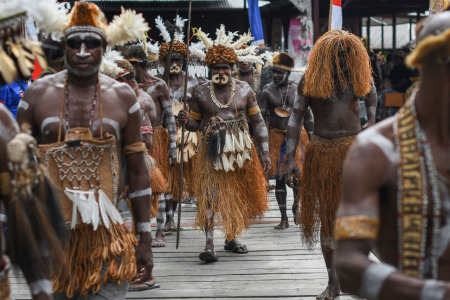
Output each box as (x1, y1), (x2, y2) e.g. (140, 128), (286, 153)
(10, 185), (357, 300)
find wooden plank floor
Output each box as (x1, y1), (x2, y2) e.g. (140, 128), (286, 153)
(10, 184), (358, 300)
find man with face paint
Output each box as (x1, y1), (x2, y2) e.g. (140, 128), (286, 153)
(178, 25), (270, 262)
(17, 3), (156, 298)
(260, 52), (313, 229)
(120, 43), (177, 248)
(285, 30), (377, 300)
(155, 21), (199, 243)
(335, 11), (450, 300)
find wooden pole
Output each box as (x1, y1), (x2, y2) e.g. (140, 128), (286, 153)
(176, 0), (192, 249)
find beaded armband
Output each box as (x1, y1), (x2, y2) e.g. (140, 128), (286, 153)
(335, 215), (380, 241)
(247, 105), (261, 116)
(141, 126), (153, 135)
(123, 142), (147, 156)
(190, 110), (202, 121)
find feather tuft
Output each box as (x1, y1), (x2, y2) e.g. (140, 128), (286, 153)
(106, 7), (149, 46)
(155, 15), (171, 43)
(174, 15), (187, 42)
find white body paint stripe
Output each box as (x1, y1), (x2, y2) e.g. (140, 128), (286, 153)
(357, 127), (399, 164)
(18, 100), (29, 111)
(136, 222), (152, 232)
(29, 280), (53, 295)
(128, 102), (141, 114)
(41, 117), (60, 134)
(129, 188), (152, 199)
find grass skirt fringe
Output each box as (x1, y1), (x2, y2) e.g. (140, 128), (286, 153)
(52, 224), (137, 298)
(299, 134), (354, 247)
(153, 126), (169, 182)
(268, 128), (309, 179)
(144, 151), (168, 218)
(193, 143), (269, 241)
(169, 131), (200, 201)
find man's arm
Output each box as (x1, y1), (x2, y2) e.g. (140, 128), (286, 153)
(17, 83), (40, 138)
(259, 87), (270, 123)
(285, 78), (310, 184)
(122, 88), (154, 284)
(335, 134), (450, 300)
(178, 88), (202, 132)
(159, 81), (177, 165)
(247, 86), (270, 174)
(303, 108), (314, 140)
(363, 81), (377, 128)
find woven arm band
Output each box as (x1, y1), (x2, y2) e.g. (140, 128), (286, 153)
(335, 215), (380, 241)
(190, 110), (202, 121)
(123, 142), (147, 156)
(247, 105), (261, 116)
(141, 126), (153, 135)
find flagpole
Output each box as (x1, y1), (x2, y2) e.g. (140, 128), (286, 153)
(328, 0), (333, 31)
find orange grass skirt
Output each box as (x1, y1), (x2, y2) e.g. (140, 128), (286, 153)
(298, 134), (355, 247)
(268, 128), (309, 179)
(153, 126), (169, 181)
(144, 151), (168, 218)
(192, 143), (269, 241)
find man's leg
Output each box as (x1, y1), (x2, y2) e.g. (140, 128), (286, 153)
(317, 234), (340, 300)
(199, 208), (218, 262)
(164, 193), (175, 231)
(274, 178), (289, 229)
(292, 178), (300, 225)
(152, 194), (166, 247)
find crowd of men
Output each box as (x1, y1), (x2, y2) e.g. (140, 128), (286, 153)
(0, 1), (449, 300)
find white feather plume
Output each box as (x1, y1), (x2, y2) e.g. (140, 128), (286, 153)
(230, 31), (254, 49)
(100, 49), (125, 79)
(106, 7), (149, 46)
(235, 45), (259, 56)
(214, 24), (226, 46)
(195, 28), (214, 50)
(174, 15), (187, 42)
(27, 0), (67, 38)
(189, 41), (206, 60)
(238, 55), (264, 65)
(155, 15), (171, 43)
(147, 41), (160, 55)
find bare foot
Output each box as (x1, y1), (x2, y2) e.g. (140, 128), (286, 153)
(152, 230), (166, 247)
(274, 219), (289, 229)
(316, 285), (340, 300)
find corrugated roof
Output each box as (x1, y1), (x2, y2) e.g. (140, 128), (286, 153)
(89, 0), (245, 9)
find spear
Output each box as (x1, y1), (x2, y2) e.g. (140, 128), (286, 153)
(176, 0), (192, 249)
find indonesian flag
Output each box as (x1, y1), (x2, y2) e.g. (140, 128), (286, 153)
(330, 0), (342, 30)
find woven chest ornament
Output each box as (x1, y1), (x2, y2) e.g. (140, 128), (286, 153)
(39, 128), (121, 229)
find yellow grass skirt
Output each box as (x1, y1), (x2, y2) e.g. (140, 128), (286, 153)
(299, 134), (355, 247)
(193, 142), (269, 241)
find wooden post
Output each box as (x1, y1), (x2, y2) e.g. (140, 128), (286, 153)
(313, 0), (319, 42)
(367, 16), (371, 50)
(328, 0), (333, 31)
(381, 22), (384, 50)
(392, 13), (397, 51)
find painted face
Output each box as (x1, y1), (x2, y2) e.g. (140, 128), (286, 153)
(170, 54), (183, 74)
(272, 68), (288, 85)
(238, 61), (252, 72)
(64, 32), (105, 77)
(211, 63), (232, 86)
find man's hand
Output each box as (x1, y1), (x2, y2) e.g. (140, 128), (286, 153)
(285, 158), (300, 188)
(168, 148), (177, 166)
(260, 152), (271, 176)
(178, 109), (189, 125)
(133, 239), (154, 284)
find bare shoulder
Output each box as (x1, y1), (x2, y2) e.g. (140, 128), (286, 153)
(0, 106), (19, 143)
(289, 80), (299, 90)
(24, 71), (66, 104)
(100, 74), (136, 106)
(235, 79), (253, 95)
(346, 117), (397, 177)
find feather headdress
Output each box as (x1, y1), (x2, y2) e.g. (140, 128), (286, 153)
(155, 15), (188, 61)
(100, 49), (125, 79)
(194, 25), (264, 66)
(63, 3), (149, 48)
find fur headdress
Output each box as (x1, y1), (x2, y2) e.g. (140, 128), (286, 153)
(63, 3), (149, 47)
(272, 52), (295, 71)
(120, 43), (148, 63)
(193, 25), (263, 66)
(155, 15), (188, 61)
(303, 30), (372, 99)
